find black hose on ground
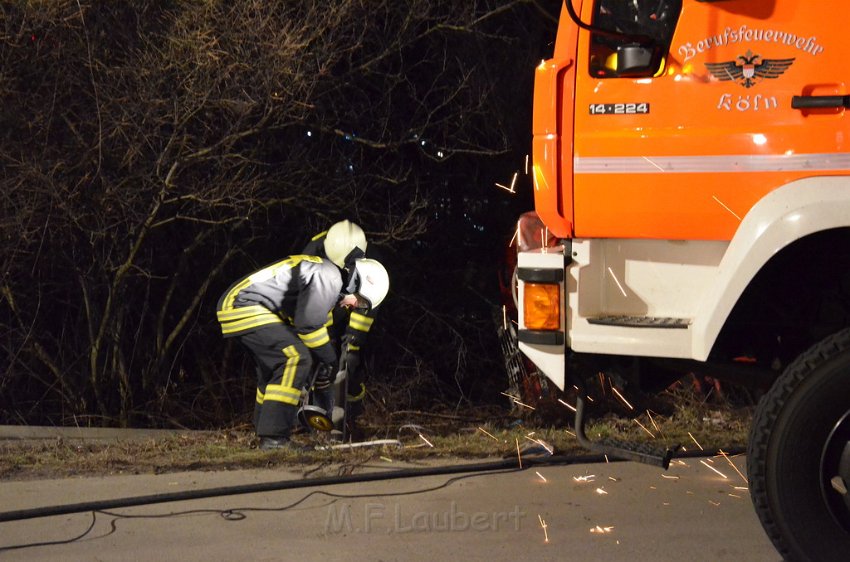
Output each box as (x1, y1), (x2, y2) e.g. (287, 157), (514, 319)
(0, 447), (745, 523)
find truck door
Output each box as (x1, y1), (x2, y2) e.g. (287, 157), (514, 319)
(572, 0), (848, 241)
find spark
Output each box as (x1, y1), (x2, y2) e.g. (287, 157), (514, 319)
(700, 460), (728, 479)
(607, 266), (629, 297)
(536, 471), (548, 483)
(495, 182), (514, 193)
(557, 398), (577, 412)
(674, 460), (690, 467)
(513, 398), (536, 410)
(510, 172), (518, 193)
(608, 476), (619, 482)
(538, 514), (550, 543)
(604, 455), (610, 463)
(516, 437), (522, 468)
(573, 474), (596, 483)
(418, 433), (434, 448)
(611, 387), (634, 410)
(728, 494), (742, 499)
(633, 418), (655, 438)
(595, 487), (608, 495)
(565, 429), (576, 437)
(524, 436), (554, 455)
(661, 474), (680, 480)
(509, 224), (519, 247)
(718, 449), (748, 483)
(590, 525), (615, 534)
(647, 410), (663, 436)
(380, 456), (393, 462)
(708, 500), (721, 507)
(642, 156), (665, 172)
(477, 427), (499, 441)
(688, 431), (704, 450)
(525, 154), (529, 175)
(712, 195), (742, 221)
(502, 306), (507, 330)
(733, 486), (749, 492)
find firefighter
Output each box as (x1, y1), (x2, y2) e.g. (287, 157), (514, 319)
(216, 226), (367, 450)
(302, 222), (385, 437)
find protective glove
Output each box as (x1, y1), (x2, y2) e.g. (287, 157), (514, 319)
(313, 362), (335, 391)
(343, 350), (360, 377)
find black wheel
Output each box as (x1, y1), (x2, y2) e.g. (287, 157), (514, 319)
(748, 328), (850, 561)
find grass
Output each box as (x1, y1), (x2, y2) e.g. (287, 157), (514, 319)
(0, 385), (753, 481)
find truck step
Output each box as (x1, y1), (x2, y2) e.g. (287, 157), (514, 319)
(587, 315), (690, 329)
(574, 394), (680, 469)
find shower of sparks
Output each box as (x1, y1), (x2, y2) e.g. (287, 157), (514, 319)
(688, 431), (704, 450)
(418, 433), (434, 448)
(538, 515), (550, 543)
(595, 487), (608, 495)
(573, 474), (596, 483)
(611, 387), (634, 410)
(712, 195), (742, 221)
(633, 418), (655, 438)
(700, 460), (728, 479)
(516, 437), (523, 468)
(557, 398), (577, 412)
(718, 450), (748, 483)
(536, 471), (548, 483)
(606, 266), (629, 297)
(478, 427), (500, 441)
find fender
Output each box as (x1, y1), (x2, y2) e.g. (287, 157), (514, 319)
(692, 176), (850, 360)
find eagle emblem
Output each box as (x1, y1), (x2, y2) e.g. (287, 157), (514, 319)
(705, 50), (795, 88)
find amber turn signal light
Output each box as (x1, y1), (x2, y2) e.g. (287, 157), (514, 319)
(523, 283), (560, 330)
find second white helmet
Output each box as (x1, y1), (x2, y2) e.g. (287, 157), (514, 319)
(350, 258), (389, 309)
(324, 220), (367, 270)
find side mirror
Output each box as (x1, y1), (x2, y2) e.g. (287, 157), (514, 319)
(616, 44), (658, 77)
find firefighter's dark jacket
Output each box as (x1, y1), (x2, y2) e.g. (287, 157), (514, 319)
(216, 255), (342, 365)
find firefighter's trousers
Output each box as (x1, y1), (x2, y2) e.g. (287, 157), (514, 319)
(239, 324), (314, 438)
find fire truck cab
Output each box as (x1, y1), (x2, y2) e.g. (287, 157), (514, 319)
(516, 1), (850, 558)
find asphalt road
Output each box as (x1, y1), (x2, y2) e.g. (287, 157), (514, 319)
(0, 450), (778, 561)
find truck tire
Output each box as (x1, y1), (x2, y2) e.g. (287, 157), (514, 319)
(748, 328), (850, 561)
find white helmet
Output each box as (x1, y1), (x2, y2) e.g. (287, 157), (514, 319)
(324, 220), (367, 269)
(351, 258), (389, 309)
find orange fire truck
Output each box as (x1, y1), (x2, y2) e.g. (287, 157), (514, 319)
(515, 0), (849, 558)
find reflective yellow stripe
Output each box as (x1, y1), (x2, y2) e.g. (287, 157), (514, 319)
(263, 383), (301, 405)
(298, 327), (330, 348)
(347, 382), (366, 402)
(347, 344), (361, 352)
(217, 305), (271, 321)
(349, 312), (373, 333)
(220, 313), (283, 335)
(281, 345), (300, 389)
(325, 311), (334, 327)
(256, 388), (265, 405)
(311, 231), (328, 242)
